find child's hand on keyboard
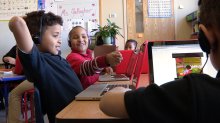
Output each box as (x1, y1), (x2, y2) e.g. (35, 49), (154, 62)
(104, 67), (114, 75)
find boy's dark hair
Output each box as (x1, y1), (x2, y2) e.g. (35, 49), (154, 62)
(198, 0), (220, 30)
(125, 39), (138, 49)
(24, 10), (63, 44)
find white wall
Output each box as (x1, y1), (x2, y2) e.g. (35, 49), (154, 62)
(0, 21), (16, 64)
(0, 0), (99, 63)
(0, 15), (71, 65)
(174, 0), (199, 39)
(100, 0), (126, 50)
(101, 0), (200, 43)
(0, 0), (200, 63)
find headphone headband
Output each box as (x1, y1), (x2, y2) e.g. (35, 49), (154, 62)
(32, 13), (45, 44)
(198, 29), (210, 54)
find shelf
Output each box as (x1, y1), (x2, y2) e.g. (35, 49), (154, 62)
(186, 11), (198, 22)
(191, 33), (198, 39)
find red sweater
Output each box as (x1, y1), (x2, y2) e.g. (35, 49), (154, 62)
(66, 49), (109, 89)
(13, 55), (23, 75)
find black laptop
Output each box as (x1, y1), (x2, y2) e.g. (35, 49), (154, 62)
(147, 39), (217, 85)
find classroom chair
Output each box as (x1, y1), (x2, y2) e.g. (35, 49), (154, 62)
(34, 87), (45, 123)
(22, 87), (45, 123)
(22, 88), (35, 123)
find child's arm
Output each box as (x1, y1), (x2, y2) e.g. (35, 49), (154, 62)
(81, 51), (122, 76)
(2, 57), (16, 65)
(9, 16), (33, 54)
(99, 87), (129, 118)
(2, 45), (17, 64)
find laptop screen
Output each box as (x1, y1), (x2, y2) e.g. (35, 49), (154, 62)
(148, 40), (217, 85)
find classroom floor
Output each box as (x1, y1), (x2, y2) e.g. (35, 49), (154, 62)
(0, 109), (6, 123)
(0, 108), (49, 123)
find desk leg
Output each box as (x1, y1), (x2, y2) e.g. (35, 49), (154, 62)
(3, 82), (9, 121)
(0, 87), (5, 110)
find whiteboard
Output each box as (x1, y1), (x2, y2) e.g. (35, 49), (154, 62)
(0, 0), (38, 20)
(57, 0), (99, 35)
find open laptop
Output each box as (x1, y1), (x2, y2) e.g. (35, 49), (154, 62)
(75, 42), (147, 100)
(148, 39), (217, 86)
(98, 50), (138, 82)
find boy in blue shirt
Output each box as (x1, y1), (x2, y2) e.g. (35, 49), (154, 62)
(9, 10), (83, 123)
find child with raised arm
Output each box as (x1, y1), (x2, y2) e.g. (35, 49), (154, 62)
(9, 10), (83, 123)
(66, 26), (122, 89)
(100, 0), (220, 122)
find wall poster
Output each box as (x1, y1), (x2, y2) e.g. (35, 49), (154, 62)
(148, 0), (172, 18)
(0, 0), (38, 20)
(57, 0), (99, 36)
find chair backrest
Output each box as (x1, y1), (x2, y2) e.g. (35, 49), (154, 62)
(93, 45), (117, 57)
(34, 87), (45, 123)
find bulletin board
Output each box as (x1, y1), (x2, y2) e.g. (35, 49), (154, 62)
(0, 0), (100, 63)
(57, 0), (99, 36)
(0, 0), (38, 20)
(148, 0), (172, 18)
(0, 0), (99, 36)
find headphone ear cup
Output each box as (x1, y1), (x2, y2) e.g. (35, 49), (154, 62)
(88, 37), (91, 46)
(32, 34), (40, 44)
(87, 33), (91, 46)
(198, 29), (211, 54)
(68, 40), (71, 47)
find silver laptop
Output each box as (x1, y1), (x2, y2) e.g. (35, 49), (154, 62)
(75, 43), (147, 100)
(98, 51), (139, 82)
(75, 79), (136, 101)
(75, 45), (146, 101)
(98, 74), (129, 81)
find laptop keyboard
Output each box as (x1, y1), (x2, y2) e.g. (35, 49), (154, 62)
(111, 74), (126, 78)
(100, 84), (129, 96)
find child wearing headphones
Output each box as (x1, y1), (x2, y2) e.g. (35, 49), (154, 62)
(66, 26), (123, 89)
(100, 0), (220, 122)
(9, 10), (83, 123)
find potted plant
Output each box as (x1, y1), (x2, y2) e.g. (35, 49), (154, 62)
(93, 19), (124, 45)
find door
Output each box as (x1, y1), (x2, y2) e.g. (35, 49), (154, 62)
(127, 0), (175, 45)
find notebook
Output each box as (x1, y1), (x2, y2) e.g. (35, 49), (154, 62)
(75, 42), (147, 101)
(147, 39), (217, 86)
(98, 50), (138, 82)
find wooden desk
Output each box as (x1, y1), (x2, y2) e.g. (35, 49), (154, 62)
(56, 74), (149, 123)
